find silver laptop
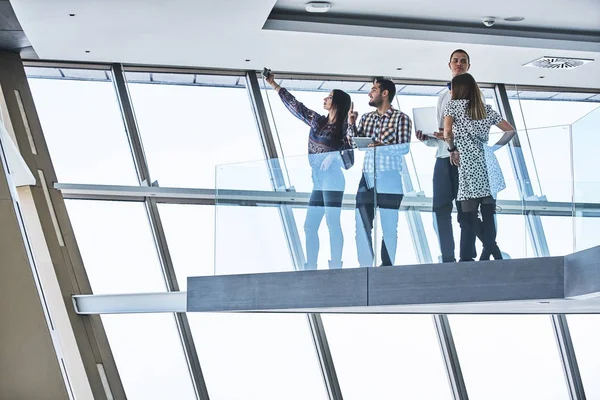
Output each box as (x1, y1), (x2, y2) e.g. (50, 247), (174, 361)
(353, 136), (374, 149)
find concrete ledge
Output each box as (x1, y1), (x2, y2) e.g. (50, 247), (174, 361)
(187, 268), (367, 312)
(565, 246), (600, 299)
(369, 257), (564, 306)
(186, 246), (600, 314)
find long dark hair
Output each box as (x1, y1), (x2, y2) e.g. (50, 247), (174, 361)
(451, 73), (486, 120)
(331, 89), (352, 140)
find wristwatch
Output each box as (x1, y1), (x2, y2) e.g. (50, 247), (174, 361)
(447, 146), (457, 152)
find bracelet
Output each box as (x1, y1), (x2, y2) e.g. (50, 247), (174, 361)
(274, 84), (281, 90)
(447, 146), (457, 152)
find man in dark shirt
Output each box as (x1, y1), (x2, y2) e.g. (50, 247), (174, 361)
(348, 78), (412, 267)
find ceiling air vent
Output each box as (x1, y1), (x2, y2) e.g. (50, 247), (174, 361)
(523, 57), (594, 69)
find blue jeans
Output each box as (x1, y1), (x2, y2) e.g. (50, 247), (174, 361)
(355, 171), (404, 267)
(304, 167), (345, 269)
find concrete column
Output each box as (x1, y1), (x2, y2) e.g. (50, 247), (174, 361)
(0, 132), (70, 399)
(0, 51), (125, 399)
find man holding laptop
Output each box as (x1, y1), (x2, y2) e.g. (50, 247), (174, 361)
(348, 77), (412, 267)
(416, 49), (482, 262)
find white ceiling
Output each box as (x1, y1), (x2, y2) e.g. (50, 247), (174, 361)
(10, 0), (600, 89)
(276, 0), (600, 32)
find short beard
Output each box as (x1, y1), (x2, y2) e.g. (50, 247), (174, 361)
(369, 97), (382, 107)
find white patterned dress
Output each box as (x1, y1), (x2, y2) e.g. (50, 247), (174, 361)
(444, 100), (503, 201)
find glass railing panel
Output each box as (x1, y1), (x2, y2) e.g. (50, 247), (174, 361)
(215, 135), (535, 274)
(519, 125), (572, 202)
(513, 125), (574, 257)
(214, 159), (297, 275)
(215, 150), (377, 274)
(572, 106), (600, 252)
(413, 136), (529, 262)
(539, 215), (575, 256)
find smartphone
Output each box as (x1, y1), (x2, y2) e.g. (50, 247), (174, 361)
(262, 67), (272, 78)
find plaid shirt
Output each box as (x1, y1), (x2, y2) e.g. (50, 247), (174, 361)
(347, 107), (412, 173)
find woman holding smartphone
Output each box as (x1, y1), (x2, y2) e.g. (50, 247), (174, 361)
(443, 73), (516, 261)
(265, 72), (353, 270)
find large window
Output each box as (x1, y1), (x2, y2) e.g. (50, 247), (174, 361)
(189, 313), (328, 400)
(28, 69), (138, 185)
(65, 200), (166, 294)
(508, 88), (600, 203)
(102, 313), (196, 399)
(322, 314), (452, 399)
(567, 314), (600, 399)
(126, 72), (267, 189)
(449, 315), (570, 400)
(25, 65), (600, 400)
(157, 204), (215, 290)
(508, 88), (599, 129)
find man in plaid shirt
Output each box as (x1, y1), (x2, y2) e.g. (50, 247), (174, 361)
(348, 78), (412, 267)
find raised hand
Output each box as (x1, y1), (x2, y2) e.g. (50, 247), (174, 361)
(348, 101), (358, 125)
(265, 73), (276, 86)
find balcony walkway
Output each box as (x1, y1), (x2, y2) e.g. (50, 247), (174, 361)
(187, 246), (600, 314)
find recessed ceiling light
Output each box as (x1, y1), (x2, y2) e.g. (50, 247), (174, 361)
(69, 13), (76, 17)
(245, 59), (251, 62)
(85, 50), (90, 53)
(539, 76), (545, 79)
(504, 16), (525, 22)
(396, 68), (403, 70)
(305, 2), (331, 13)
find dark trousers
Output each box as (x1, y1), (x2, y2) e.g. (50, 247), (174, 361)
(433, 158), (459, 262)
(459, 197), (501, 261)
(304, 167), (345, 269)
(433, 158), (482, 262)
(355, 172), (404, 267)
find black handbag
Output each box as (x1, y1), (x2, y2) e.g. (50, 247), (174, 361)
(340, 136), (355, 170)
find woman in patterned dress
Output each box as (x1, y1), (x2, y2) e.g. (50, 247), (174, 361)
(443, 73), (516, 261)
(266, 73), (353, 269)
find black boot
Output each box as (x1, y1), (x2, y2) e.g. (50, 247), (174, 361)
(481, 203), (501, 261)
(491, 247), (503, 260)
(458, 210), (477, 262)
(480, 248), (490, 261)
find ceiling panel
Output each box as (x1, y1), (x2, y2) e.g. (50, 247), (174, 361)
(9, 0), (600, 89)
(0, 0), (35, 55)
(0, 1), (21, 30)
(274, 0), (600, 33)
